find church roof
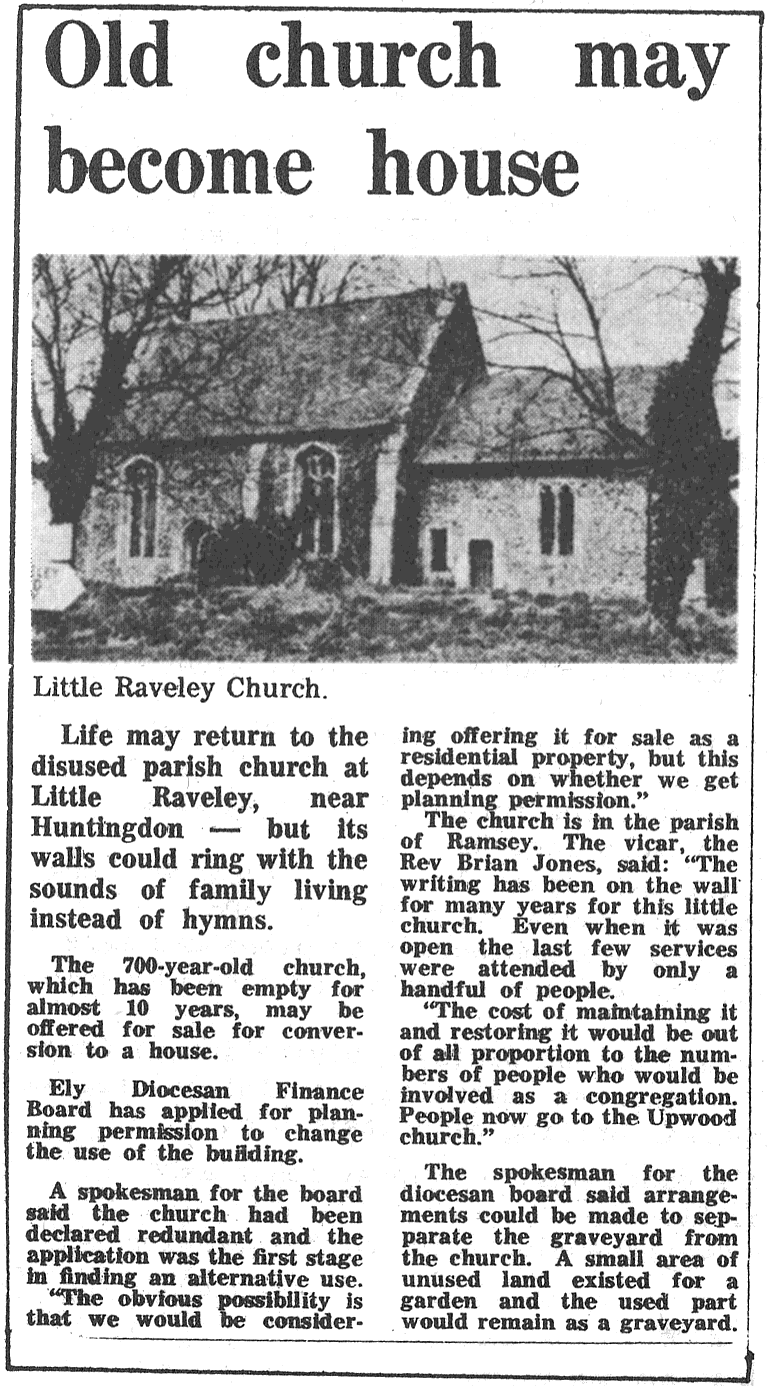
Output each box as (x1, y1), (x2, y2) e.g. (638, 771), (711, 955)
(419, 365), (738, 470)
(419, 367), (658, 470)
(107, 285), (469, 446)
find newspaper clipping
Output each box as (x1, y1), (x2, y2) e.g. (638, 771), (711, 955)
(7, 2), (761, 1381)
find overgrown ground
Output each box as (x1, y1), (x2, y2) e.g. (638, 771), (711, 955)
(32, 581), (736, 663)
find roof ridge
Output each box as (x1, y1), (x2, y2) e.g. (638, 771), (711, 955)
(157, 281), (467, 334)
(485, 362), (672, 380)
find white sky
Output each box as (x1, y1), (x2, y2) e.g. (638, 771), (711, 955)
(387, 255), (736, 368)
(366, 254), (739, 433)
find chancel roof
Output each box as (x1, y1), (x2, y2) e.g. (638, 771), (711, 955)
(420, 368), (661, 469)
(419, 366), (738, 470)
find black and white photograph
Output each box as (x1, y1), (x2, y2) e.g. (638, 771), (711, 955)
(31, 254), (739, 664)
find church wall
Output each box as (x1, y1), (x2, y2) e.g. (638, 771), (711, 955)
(264, 433), (382, 577)
(390, 302), (486, 585)
(76, 433), (384, 586)
(418, 473), (648, 598)
(75, 444), (255, 586)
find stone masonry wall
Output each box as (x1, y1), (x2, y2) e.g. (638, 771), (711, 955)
(267, 434), (382, 577)
(391, 300), (486, 585)
(418, 473), (648, 598)
(76, 433), (384, 586)
(75, 444), (253, 586)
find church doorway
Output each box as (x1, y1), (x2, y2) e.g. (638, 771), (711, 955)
(469, 539), (494, 591)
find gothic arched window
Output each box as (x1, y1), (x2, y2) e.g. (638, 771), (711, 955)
(295, 446), (337, 557)
(125, 458), (158, 559)
(183, 519), (215, 571)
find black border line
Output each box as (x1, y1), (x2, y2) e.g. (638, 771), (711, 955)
(7, 3), (761, 1380)
(88, 1340), (739, 1347)
(6, 2), (23, 1381)
(745, 10), (762, 1379)
(0, 1373), (756, 1381)
(9, 4), (767, 12)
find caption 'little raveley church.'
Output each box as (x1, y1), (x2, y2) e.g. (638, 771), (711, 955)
(74, 283), (664, 598)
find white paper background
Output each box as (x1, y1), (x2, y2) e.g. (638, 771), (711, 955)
(3, 4), (762, 1382)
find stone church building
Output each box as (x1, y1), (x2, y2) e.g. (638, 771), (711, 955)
(75, 283), (659, 597)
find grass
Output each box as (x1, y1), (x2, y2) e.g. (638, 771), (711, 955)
(32, 580), (736, 664)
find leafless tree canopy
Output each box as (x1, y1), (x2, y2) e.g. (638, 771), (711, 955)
(481, 255), (739, 457)
(32, 254), (393, 522)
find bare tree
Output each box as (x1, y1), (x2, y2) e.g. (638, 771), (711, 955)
(271, 255), (360, 309)
(32, 253), (378, 527)
(33, 254), (261, 524)
(646, 257), (740, 624)
(482, 256), (740, 624)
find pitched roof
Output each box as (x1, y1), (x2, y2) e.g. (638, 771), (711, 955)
(106, 285), (467, 446)
(419, 368), (659, 469)
(419, 366), (738, 469)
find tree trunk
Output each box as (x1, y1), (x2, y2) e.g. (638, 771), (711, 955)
(44, 445), (102, 527)
(647, 259), (739, 628)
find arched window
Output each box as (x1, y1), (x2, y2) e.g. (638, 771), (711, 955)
(125, 458), (158, 559)
(540, 485), (575, 556)
(183, 519), (215, 571)
(295, 446), (337, 557)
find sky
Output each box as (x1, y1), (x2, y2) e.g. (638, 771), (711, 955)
(355, 254), (740, 434)
(389, 254), (736, 367)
